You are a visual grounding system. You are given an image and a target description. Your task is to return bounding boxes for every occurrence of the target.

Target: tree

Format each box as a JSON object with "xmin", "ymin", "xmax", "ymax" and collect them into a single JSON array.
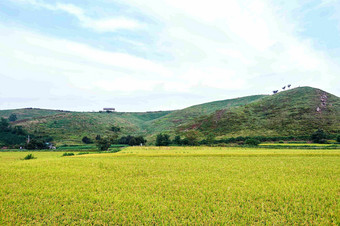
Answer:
[
  {"xmin": 95, "ymin": 135, "xmax": 101, "ymax": 140},
  {"xmin": 117, "ymin": 135, "xmax": 146, "ymax": 146},
  {"xmin": 82, "ymin": 136, "xmax": 93, "ymax": 144},
  {"xmin": 0, "ymin": 118, "xmax": 9, "ymax": 131},
  {"xmin": 96, "ymin": 137, "xmax": 111, "ymax": 151},
  {"xmin": 311, "ymin": 129, "xmax": 328, "ymax": 144},
  {"xmin": 128, "ymin": 137, "xmax": 137, "ymax": 146},
  {"xmin": 184, "ymin": 131, "xmax": 199, "ymax": 146},
  {"xmin": 173, "ymin": 136, "xmax": 182, "ymax": 146},
  {"xmin": 156, "ymin": 133, "xmax": 170, "ymax": 146},
  {"xmin": 135, "ymin": 136, "xmax": 146, "ymax": 145},
  {"xmin": 337, "ymin": 135, "xmax": 340, "ymax": 143},
  {"xmin": 8, "ymin": 114, "xmax": 18, "ymax": 122},
  {"xmin": 9, "ymin": 114, "xmax": 17, "ymax": 122},
  {"xmin": 206, "ymin": 133, "xmax": 215, "ymax": 145},
  {"xmin": 245, "ymin": 138, "xmax": 260, "ymax": 146},
  {"xmin": 26, "ymin": 139, "xmax": 48, "ymax": 150},
  {"xmin": 111, "ymin": 126, "xmax": 121, "ymax": 132}
]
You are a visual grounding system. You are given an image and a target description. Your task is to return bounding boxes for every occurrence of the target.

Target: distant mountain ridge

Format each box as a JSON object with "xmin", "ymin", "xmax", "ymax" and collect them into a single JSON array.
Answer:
[{"xmin": 0, "ymin": 87, "xmax": 339, "ymax": 144}]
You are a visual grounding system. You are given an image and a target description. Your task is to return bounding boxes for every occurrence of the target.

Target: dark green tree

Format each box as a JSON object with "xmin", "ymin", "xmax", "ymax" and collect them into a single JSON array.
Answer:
[
  {"xmin": 82, "ymin": 136, "xmax": 93, "ymax": 144},
  {"xmin": 244, "ymin": 138, "xmax": 260, "ymax": 146},
  {"xmin": 156, "ymin": 133, "xmax": 170, "ymax": 146},
  {"xmin": 184, "ymin": 131, "xmax": 199, "ymax": 146},
  {"xmin": 336, "ymin": 135, "xmax": 340, "ymax": 143},
  {"xmin": 311, "ymin": 129, "xmax": 328, "ymax": 144},
  {"xmin": 173, "ymin": 136, "xmax": 182, "ymax": 146},
  {"xmin": 95, "ymin": 137, "xmax": 111, "ymax": 151},
  {"xmin": 0, "ymin": 118, "xmax": 9, "ymax": 131},
  {"xmin": 26, "ymin": 139, "xmax": 48, "ymax": 150},
  {"xmin": 111, "ymin": 126, "xmax": 121, "ymax": 132},
  {"xmin": 128, "ymin": 137, "xmax": 137, "ymax": 146},
  {"xmin": 206, "ymin": 133, "xmax": 215, "ymax": 145},
  {"xmin": 9, "ymin": 114, "xmax": 17, "ymax": 122}
]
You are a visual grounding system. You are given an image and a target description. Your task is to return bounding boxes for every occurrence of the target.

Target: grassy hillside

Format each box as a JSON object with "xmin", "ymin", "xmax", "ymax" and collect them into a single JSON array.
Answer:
[
  {"xmin": 0, "ymin": 108, "xmax": 66, "ymax": 121},
  {"xmin": 181, "ymin": 87, "xmax": 340, "ymax": 138},
  {"xmin": 10, "ymin": 111, "xmax": 172, "ymax": 145},
  {"xmin": 1, "ymin": 95, "xmax": 265, "ymax": 144},
  {"xmin": 1, "ymin": 87, "xmax": 338, "ymax": 144},
  {"xmin": 143, "ymin": 95, "xmax": 266, "ymax": 134}
]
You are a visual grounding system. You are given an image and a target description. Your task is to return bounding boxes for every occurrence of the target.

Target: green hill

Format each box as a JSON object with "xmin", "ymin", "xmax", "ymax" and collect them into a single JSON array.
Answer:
[
  {"xmin": 143, "ymin": 95, "xmax": 266, "ymax": 134},
  {"xmin": 180, "ymin": 87, "xmax": 340, "ymax": 138},
  {"xmin": 9, "ymin": 111, "xmax": 172, "ymax": 145},
  {"xmin": 0, "ymin": 108, "xmax": 66, "ymax": 121},
  {"xmin": 0, "ymin": 95, "xmax": 265, "ymax": 144},
  {"xmin": 1, "ymin": 87, "xmax": 338, "ymax": 145}
]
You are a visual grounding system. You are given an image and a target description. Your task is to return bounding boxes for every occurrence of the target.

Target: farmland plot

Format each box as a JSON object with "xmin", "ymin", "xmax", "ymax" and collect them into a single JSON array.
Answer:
[{"xmin": 0, "ymin": 147, "xmax": 339, "ymax": 224}]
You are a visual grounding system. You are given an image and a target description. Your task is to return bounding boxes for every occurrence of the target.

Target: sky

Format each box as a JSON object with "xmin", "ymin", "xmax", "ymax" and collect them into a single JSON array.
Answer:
[{"xmin": 0, "ymin": 0, "xmax": 339, "ymax": 112}]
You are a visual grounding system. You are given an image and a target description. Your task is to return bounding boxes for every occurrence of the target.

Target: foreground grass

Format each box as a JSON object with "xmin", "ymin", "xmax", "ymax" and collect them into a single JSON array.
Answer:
[{"xmin": 0, "ymin": 147, "xmax": 339, "ymax": 224}]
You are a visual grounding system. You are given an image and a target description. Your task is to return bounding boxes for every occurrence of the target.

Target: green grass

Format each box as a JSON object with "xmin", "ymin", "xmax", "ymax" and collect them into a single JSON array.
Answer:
[
  {"xmin": 0, "ymin": 147, "xmax": 339, "ymax": 224},
  {"xmin": 144, "ymin": 95, "xmax": 266, "ymax": 136},
  {"xmin": 2, "ymin": 95, "xmax": 265, "ymax": 144},
  {"xmin": 184, "ymin": 87, "xmax": 340, "ymax": 138}
]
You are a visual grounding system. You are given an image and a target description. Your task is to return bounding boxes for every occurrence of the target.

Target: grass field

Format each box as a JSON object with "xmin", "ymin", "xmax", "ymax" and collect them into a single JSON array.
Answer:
[{"xmin": 0, "ymin": 147, "xmax": 339, "ymax": 224}]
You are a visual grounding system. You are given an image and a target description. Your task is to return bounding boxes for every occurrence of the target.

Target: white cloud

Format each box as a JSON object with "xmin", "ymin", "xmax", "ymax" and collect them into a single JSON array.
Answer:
[
  {"xmin": 1, "ymin": 0, "xmax": 339, "ymax": 111},
  {"xmin": 12, "ymin": 0, "xmax": 143, "ymax": 32},
  {"xmin": 116, "ymin": 0, "xmax": 339, "ymax": 94}
]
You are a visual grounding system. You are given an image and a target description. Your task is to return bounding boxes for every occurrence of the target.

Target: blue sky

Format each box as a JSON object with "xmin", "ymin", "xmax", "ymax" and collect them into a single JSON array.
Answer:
[{"xmin": 0, "ymin": 0, "xmax": 339, "ymax": 111}]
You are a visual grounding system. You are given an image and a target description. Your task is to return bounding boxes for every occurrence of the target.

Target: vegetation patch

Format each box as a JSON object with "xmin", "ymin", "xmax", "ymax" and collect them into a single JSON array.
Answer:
[
  {"xmin": 22, "ymin": 153, "xmax": 36, "ymax": 160},
  {"xmin": 1, "ymin": 148, "xmax": 339, "ymax": 224}
]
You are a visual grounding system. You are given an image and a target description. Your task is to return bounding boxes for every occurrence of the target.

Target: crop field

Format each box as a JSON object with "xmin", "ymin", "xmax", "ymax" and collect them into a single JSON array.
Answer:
[
  {"xmin": 0, "ymin": 147, "xmax": 339, "ymax": 224},
  {"xmin": 260, "ymin": 143, "xmax": 339, "ymax": 147}
]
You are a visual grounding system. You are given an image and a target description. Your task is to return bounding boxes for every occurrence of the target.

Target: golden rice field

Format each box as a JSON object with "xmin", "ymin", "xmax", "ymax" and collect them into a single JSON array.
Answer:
[{"xmin": 0, "ymin": 147, "xmax": 339, "ymax": 224}]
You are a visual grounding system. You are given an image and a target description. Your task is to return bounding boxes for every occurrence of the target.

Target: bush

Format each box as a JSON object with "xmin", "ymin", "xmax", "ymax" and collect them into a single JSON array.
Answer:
[
  {"xmin": 82, "ymin": 136, "xmax": 93, "ymax": 144},
  {"xmin": 311, "ymin": 129, "xmax": 328, "ymax": 144},
  {"xmin": 118, "ymin": 135, "xmax": 146, "ymax": 146},
  {"xmin": 9, "ymin": 114, "xmax": 17, "ymax": 122},
  {"xmin": 244, "ymin": 138, "xmax": 260, "ymax": 146},
  {"xmin": 62, "ymin": 152, "xmax": 75, "ymax": 157},
  {"xmin": 156, "ymin": 133, "xmax": 170, "ymax": 146},
  {"xmin": 96, "ymin": 138, "xmax": 111, "ymax": 151},
  {"xmin": 337, "ymin": 135, "xmax": 340, "ymax": 143},
  {"xmin": 23, "ymin": 154, "xmax": 36, "ymax": 160}
]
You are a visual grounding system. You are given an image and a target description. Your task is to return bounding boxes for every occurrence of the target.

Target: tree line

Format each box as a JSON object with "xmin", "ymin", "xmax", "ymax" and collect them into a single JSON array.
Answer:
[{"xmin": 0, "ymin": 117, "xmax": 53, "ymax": 149}]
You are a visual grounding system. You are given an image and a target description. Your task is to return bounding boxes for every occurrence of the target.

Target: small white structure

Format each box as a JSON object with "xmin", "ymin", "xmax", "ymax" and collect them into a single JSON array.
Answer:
[{"xmin": 103, "ymin": 108, "xmax": 116, "ymax": 112}]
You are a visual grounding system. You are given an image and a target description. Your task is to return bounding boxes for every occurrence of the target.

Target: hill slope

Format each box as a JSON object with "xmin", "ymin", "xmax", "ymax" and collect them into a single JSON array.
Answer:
[
  {"xmin": 180, "ymin": 87, "xmax": 340, "ymax": 138},
  {"xmin": 143, "ymin": 95, "xmax": 266, "ymax": 134},
  {"xmin": 1, "ymin": 87, "xmax": 338, "ymax": 144},
  {"xmin": 1, "ymin": 94, "xmax": 265, "ymax": 144},
  {"xmin": 9, "ymin": 111, "xmax": 172, "ymax": 145}
]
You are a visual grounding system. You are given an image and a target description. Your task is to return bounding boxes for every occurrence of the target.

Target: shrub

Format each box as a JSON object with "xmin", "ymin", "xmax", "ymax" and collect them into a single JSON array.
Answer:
[
  {"xmin": 337, "ymin": 135, "xmax": 340, "ymax": 143},
  {"xmin": 9, "ymin": 114, "xmax": 17, "ymax": 122},
  {"xmin": 311, "ymin": 129, "xmax": 328, "ymax": 144},
  {"xmin": 23, "ymin": 154, "xmax": 36, "ymax": 160},
  {"xmin": 156, "ymin": 133, "xmax": 171, "ymax": 146},
  {"xmin": 62, "ymin": 152, "xmax": 75, "ymax": 157},
  {"xmin": 244, "ymin": 138, "xmax": 260, "ymax": 146},
  {"xmin": 96, "ymin": 138, "xmax": 111, "ymax": 151},
  {"xmin": 82, "ymin": 136, "xmax": 93, "ymax": 144}
]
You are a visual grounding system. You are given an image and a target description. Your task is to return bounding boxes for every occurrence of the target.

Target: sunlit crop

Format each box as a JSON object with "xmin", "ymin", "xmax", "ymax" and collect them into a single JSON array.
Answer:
[{"xmin": 0, "ymin": 147, "xmax": 339, "ymax": 224}]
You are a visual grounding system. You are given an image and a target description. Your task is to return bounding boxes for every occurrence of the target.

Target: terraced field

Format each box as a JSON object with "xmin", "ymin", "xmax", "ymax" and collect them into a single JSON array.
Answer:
[{"xmin": 0, "ymin": 147, "xmax": 339, "ymax": 224}]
